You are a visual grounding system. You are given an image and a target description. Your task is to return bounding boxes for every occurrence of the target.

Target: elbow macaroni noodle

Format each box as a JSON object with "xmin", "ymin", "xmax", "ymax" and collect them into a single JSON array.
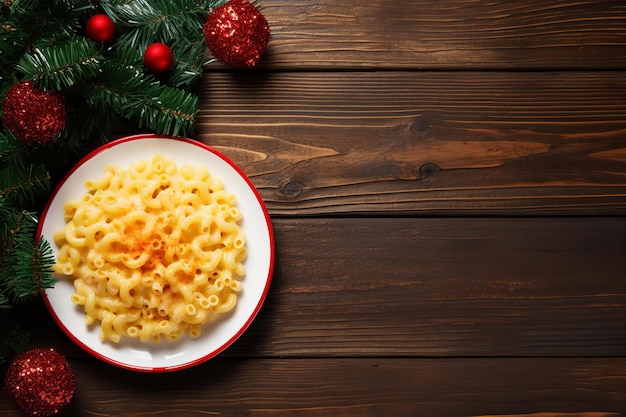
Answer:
[{"xmin": 53, "ymin": 154, "xmax": 247, "ymax": 343}]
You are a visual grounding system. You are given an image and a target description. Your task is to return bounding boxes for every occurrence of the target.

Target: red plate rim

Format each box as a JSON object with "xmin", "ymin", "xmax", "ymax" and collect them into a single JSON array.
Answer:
[{"xmin": 37, "ymin": 134, "xmax": 275, "ymax": 372}]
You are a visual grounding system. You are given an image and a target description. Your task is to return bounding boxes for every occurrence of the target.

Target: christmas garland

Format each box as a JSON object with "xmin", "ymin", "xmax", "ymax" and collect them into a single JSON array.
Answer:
[{"xmin": 0, "ymin": 0, "xmax": 270, "ymax": 372}]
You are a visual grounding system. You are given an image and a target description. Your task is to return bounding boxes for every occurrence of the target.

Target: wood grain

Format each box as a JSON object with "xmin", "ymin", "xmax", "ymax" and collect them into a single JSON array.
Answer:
[
  {"xmin": 195, "ymin": 71, "xmax": 626, "ymax": 216},
  {"xmin": 216, "ymin": 0, "xmax": 626, "ymax": 70},
  {"xmin": 2, "ymin": 3, "xmax": 623, "ymax": 415},
  {"xmin": 224, "ymin": 217, "xmax": 626, "ymax": 357},
  {"xmin": 1, "ymin": 358, "xmax": 622, "ymax": 417},
  {"xmin": 19, "ymin": 217, "xmax": 626, "ymax": 358}
]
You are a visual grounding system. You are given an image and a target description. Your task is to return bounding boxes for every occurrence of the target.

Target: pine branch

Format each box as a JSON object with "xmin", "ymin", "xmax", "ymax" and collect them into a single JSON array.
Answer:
[
  {"xmin": 166, "ymin": 36, "xmax": 209, "ymax": 89},
  {"xmin": 75, "ymin": 55, "xmax": 200, "ymax": 137},
  {"xmin": 0, "ymin": 201, "xmax": 56, "ymax": 303},
  {"xmin": 80, "ymin": 51, "xmax": 151, "ymax": 108},
  {"xmin": 0, "ymin": 129, "xmax": 20, "ymax": 169},
  {"xmin": 13, "ymin": 231, "xmax": 56, "ymax": 299},
  {"xmin": 16, "ymin": 37, "xmax": 102, "ymax": 91},
  {"xmin": 0, "ymin": 18, "xmax": 26, "ymax": 76},
  {"xmin": 2, "ymin": 125, "xmax": 85, "ymax": 183},
  {"xmin": 5, "ymin": 0, "xmax": 87, "ymax": 57},
  {"xmin": 0, "ymin": 141, "xmax": 51, "ymax": 208},
  {"xmin": 2, "ymin": 0, "xmax": 39, "ymax": 45},
  {"xmin": 30, "ymin": 1, "xmax": 84, "ymax": 48},
  {"xmin": 123, "ymin": 85, "xmax": 199, "ymax": 137},
  {"xmin": 62, "ymin": 89, "xmax": 123, "ymax": 148},
  {"xmin": 100, "ymin": 0, "xmax": 223, "ymax": 53}
]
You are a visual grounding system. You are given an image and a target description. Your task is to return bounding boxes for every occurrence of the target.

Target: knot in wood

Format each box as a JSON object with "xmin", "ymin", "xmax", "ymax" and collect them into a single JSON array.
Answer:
[
  {"xmin": 410, "ymin": 118, "xmax": 431, "ymax": 138},
  {"xmin": 419, "ymin": 163, "xmax": 440, "ymax": 180},
  {"xmin": 279, "ymin": 180, "xmax": 303, "ymax": 198}
]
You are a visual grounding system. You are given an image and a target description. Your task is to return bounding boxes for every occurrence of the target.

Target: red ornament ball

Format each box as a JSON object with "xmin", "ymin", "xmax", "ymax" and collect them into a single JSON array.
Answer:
[
  {"xmin": 143, "ymin": 42, "xmax": 174, "ymax": 73},
  {"xmin": 86, "ymin": 14, "xmax": 115, "ymax": 43},
  {"xmin": 203, "ymin": 0, "xmax": 270, "ymax": 67},
  {"xmin": 1, "ymin": 81, "xmax": 66, "ymax": 145},
  {"xmin": 3, "ymin": 348, "xmax": 76, "ymax": 417}
]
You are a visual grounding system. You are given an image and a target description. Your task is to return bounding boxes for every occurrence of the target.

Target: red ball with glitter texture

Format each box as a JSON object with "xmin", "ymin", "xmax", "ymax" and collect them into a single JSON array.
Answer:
[
  {"xmin": 86, "ymin": 14, "xmax": 116, "ymax": 43},
  {"xmin": 1, "ymin": 81, "xmax": 66, "ymax": 145},
  {"xmin": 3, "ymin": 348, "xmax": 76, "ymax": 417},
  {"xmin": 203, "ymin": 0, "xmax": 270, "ymax": 67}
]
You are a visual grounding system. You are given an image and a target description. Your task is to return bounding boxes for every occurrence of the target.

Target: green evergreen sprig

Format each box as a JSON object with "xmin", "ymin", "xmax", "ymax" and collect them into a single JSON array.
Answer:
[
  {"xmin": 1, "ymin": 203, "xmax": 56, "ymax": 302},
  {"xmin": 16, "ymin": 37, "xmax": 102, "ymax": 90},
  {"xmin": 0, "ymin": 197, "xmax": 56, "ymax": 364},
  {"xmin": 101, "ymin": 0, "xmax": 211, "ymax": 54},
  {"xmin": 0, "ymin": 0, "xmax": 228, "ymax": 362},
  {"xmin": 0, "ymin": 132, "xmax": 52, "ymax": 207}
]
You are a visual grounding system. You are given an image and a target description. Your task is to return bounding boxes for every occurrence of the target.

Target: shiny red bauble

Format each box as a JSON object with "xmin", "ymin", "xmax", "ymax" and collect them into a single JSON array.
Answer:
[
  {"xmin": 203, "ymin": 0, "xmax": 270, "ymax": 67},
  {"xmin": 143, "ymin": 42, "xmax": 175, "ymax": 73},
  {"xmin": 3, "ymin": 348, "xmax": 75, "ymax": 417},
  {"xmin": 1, "ymin": 81, "xmax": 66, "ymax": 145},
  {"xmin": 86, "ymin": 14, "xmax": 115, "ymax": 43}
]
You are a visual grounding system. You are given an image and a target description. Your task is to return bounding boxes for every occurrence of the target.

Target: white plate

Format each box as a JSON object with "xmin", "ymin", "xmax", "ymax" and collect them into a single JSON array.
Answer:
[{"xmin": 38, "ymin": 135, "xmax": 274, "ymax": 372}]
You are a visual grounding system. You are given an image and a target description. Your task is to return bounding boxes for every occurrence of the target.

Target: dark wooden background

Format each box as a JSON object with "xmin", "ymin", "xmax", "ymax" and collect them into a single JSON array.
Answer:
[{"xmin": 2, "ymin": 1, "xmax": 625, "ymax": 416}]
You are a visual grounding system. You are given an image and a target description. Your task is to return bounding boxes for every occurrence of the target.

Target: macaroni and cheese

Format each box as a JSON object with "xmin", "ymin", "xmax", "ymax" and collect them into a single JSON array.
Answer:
[{"xmin": 52, "ymin": 154, "xmax": 247, "ymax": 343}]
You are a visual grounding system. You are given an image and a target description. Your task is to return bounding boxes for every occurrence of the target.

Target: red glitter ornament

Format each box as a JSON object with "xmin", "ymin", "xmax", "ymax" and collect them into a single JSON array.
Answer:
[
  {"xmin": 203, "ymin": 0, "xmax": 270, "ymax": 67},
  {"xmin": 3, "ymin": 348, "xmax": 75, "ymax": 417},
  {"xmin": 86, "ymin": 14, "xmax": 116, "ymax": 43},
  {"xmin": 1, "ymin": 81, "xmax": 66, "ymax": 145},
  {"xmin": 143, "ymin": 42, "xmax": 175, "ymax": 73}
]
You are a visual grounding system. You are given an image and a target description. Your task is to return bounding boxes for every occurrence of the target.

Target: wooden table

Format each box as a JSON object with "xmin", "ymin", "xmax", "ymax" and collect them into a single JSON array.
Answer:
[{"xmin": 2, "ymin": 1, "xmax": 625, "ymax": 415}]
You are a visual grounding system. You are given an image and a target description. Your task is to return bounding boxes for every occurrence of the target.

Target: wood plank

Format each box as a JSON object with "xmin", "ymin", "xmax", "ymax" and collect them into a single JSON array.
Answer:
[
  {"xmin": 214, "ymin": 0, "xmax": 626, "ymax": 70},
  {"xmin": 195, "ymin": 71, "xmax": 626, "ymax": 216},
  {"xmin": 1, "ymin": 358, "xmax": 623, "ymax": 416},
  {"xmin": 21, "ymin": 217, "xmax": 626, "ymax": 357},
  {"xmin": 231, "ymin": 217, "xmax": 626, "ymax": 357}
]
